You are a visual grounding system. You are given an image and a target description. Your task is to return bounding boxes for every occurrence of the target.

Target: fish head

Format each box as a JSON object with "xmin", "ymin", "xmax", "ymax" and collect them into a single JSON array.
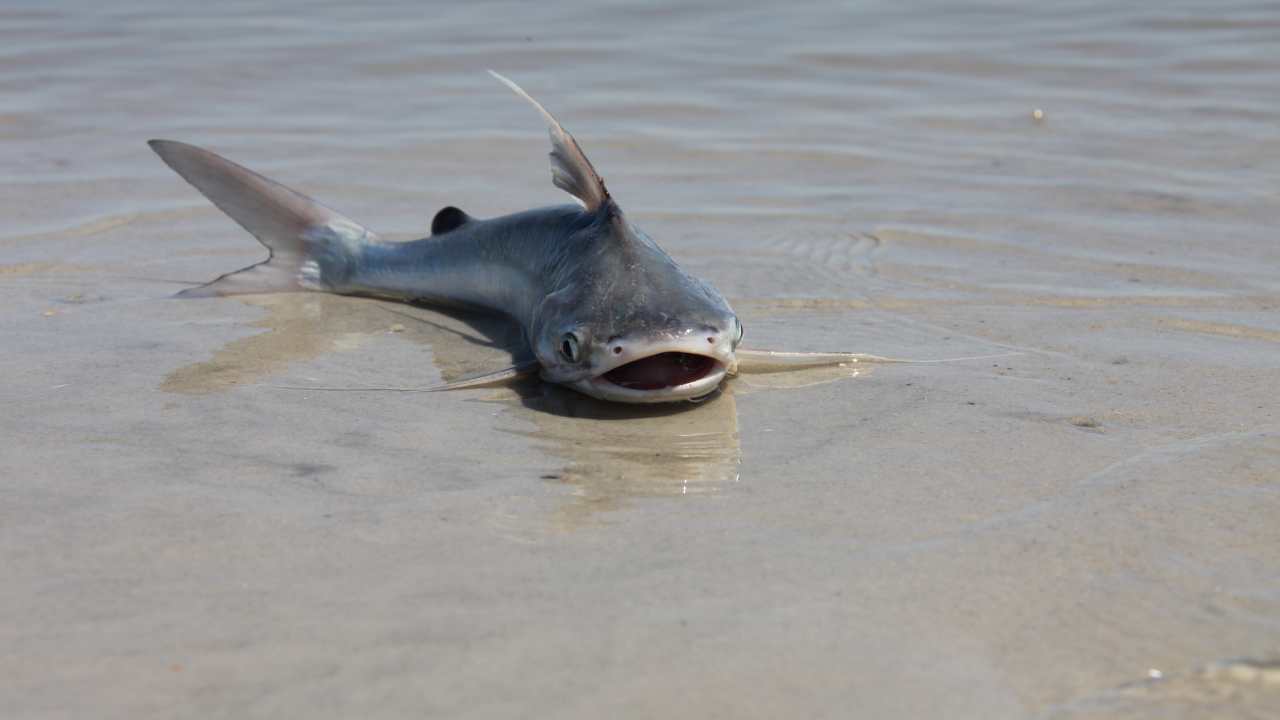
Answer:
[{"xmin": 531, "ymin": 214, "xmax": 742, "ymax": 403}]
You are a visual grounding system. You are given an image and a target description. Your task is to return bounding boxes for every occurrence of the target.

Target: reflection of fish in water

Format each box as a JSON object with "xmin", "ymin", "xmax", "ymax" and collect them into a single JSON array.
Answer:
[
  {"xmin": 151, "ymin": 72, "xmax": 987, "ymax": 402},
  {"xmin": 492, "ymin": 382, "xmax": 743, "ymax": 532}
]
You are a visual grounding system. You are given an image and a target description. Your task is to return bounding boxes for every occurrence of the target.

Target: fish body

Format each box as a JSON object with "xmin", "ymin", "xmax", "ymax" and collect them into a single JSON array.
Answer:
[{"xmin": 151, "ymin": 73, "xmax": 741, "ymax": 403}]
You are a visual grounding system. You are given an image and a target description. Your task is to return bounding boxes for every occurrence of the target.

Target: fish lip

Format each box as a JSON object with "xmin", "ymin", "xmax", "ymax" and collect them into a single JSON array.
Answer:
[
  {"xmin": 571, "ymin": 333, "xmax": 736, "ymax": 403},
  {"xmin": 587, "ymin": 361, "xmax": 728, "ymax": 403},
  {"xmin": 585, "ymin": 352, "xmax": 730, "ymax": 403}
]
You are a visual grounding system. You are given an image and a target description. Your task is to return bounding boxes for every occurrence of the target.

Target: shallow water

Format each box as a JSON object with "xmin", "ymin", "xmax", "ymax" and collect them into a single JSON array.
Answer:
[{"xmin": 3, "ymin": 1, "xmax": 1279, "ymax": 717}]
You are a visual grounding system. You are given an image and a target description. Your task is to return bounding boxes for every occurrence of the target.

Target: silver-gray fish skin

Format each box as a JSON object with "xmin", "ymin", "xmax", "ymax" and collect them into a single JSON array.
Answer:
[
  {"xmin": 150, "ymin": 74, "xmax": 742, "ymax": 403},
  {"xmin": 335, "ymin": 202, "xmax": 741, "ymax": 402}
]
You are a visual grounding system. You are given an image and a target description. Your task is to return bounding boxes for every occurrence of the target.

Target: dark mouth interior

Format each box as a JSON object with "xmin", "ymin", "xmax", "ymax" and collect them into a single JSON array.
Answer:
[{"xmin": 602, "ymin": 352, "xmax": 717, "ymax": 391}]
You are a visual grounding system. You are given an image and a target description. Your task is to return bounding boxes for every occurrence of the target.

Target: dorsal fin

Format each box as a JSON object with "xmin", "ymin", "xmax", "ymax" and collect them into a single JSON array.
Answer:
[
  {"xmin": 431, "ymin": 205, "xmax": 473, "ymax": 235},
  {"xmin": 488, "ymin": 70, "xmax": 612, "ymax": 212}
]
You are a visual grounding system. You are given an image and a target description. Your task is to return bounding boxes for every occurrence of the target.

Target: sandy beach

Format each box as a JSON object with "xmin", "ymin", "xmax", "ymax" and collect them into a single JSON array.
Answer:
[{"xmin": 3, "ymin": 1, "xmax": 1278, "ymax": 717}]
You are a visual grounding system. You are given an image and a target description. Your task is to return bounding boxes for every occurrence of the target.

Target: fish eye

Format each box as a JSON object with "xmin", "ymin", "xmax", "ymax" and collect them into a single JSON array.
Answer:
[
  {"xmin": 559, "ymin": 332, "xmax": 582, "ymax": 363},
  {"xmin": 735, "ymin": 320, "xmax": 745, "ymax": 343}
]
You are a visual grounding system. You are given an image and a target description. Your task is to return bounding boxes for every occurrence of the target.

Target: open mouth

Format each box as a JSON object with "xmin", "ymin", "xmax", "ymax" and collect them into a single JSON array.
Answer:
[{"xmin": 601, "ymin": 352, "xmax": 719, "ymax": 390}]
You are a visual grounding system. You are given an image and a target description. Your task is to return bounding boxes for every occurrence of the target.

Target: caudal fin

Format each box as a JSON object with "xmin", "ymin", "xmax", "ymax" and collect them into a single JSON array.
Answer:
[{"xmin": 148, "ymin": 140, "xmax": 377, "ymax": 297}]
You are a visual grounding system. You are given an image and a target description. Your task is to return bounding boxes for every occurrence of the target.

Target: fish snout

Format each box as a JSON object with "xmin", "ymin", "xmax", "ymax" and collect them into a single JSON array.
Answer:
[
  {"xmin": 599, "ymin": 327, "xmax": 733, "ymax": 370},
  {"xmin": 580, "ymin": 330, "xmax": 735, "ymax": 403}
]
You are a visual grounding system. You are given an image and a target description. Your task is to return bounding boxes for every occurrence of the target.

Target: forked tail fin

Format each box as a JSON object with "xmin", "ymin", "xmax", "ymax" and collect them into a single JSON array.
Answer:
[{"xmin": 148, "ymin": 140, "xmax": 377, "ymax": 297}]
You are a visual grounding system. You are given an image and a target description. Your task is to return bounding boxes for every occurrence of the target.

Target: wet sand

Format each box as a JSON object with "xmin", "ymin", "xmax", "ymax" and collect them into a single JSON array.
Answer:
[{"xmin": 2, "ymin": 1, "xmax": 1279, "ymax": 718}]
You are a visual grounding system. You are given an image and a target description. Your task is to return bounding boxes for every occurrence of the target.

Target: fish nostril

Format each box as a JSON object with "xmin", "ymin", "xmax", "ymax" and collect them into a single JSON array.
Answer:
[
  {"xmin": 613, "ymin": 346, "xmax": 623, "ymax": 355},
  {"xmin": 706, "ymin": 337, "xmax": 715, "ymax": 344}
]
